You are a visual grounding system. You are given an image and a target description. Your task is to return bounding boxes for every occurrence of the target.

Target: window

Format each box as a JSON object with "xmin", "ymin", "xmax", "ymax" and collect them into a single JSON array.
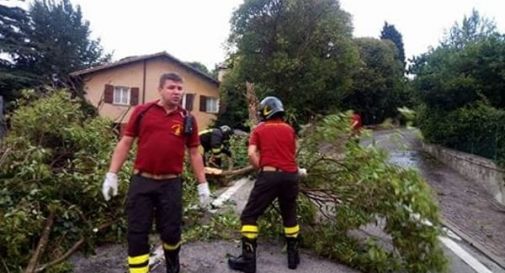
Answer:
[
  {"xmin": 206, "ymin": 97, "xmax": 219, "ymax": 113},
  {"xmin": 199, "ymin": 95, "xmax": 219, "ymax": 113},
  {"xmin": 113, "ymin": 86, "xmax": 130, "ymax": 105},
  {"xmin": 181, "ymin": 93, "xmax": 195, "ymax": 111}
]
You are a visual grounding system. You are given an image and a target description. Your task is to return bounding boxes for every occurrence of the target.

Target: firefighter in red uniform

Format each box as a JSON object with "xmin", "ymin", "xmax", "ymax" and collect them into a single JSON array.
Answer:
[
  {"xmin": 351, "ymin": 111, "xmax": 362, "ymax": 137},
  {"xmin": 228, "ymin": 96, "xmax": 306, "ymax": 273},
  {"xmin": 101, "ymin": 72, "xmax": 211, "ymax": 273}
]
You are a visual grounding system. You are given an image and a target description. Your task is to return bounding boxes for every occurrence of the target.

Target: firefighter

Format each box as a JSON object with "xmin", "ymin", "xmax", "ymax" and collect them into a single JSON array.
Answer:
[
  {"xmin": 228, "ymin": 96, "xmax": 306, "ymax": 273},
  {"xmin": 101, "ymin": 72, "xmax": 211, "ymax": 273},
  {"xmin": 198, "ymin": 125, "xmax": 233, "ymax": 167}
]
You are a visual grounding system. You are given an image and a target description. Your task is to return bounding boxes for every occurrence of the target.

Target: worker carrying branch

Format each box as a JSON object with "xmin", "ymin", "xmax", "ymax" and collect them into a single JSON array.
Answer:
[{"xmin": 199, "ymin": 125, "xmax": 233, "ymax": 167}]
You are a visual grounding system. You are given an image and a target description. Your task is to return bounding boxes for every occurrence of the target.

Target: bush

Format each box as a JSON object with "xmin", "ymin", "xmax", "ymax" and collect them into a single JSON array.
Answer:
[
  {"xmin": 0, "ymin": 90, "xmax": 128, "ymax": 272},
  {"xmin": 417, "ymin": 102, "xmax": 505, "ymax": 165}
]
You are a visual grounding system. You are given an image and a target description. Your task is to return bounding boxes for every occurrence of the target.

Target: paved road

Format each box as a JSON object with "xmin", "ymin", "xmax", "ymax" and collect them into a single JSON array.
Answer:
[
  {"xmin": 71, "ymin": 178, "xmax": 359, "ymax": 273},
  {"xmin": 363, "ymin": 128, "xmax": 505, "ymax": 273},
  {"xmin": 71, "ymin": 128, "xmax": 505, "ymax": 273}
]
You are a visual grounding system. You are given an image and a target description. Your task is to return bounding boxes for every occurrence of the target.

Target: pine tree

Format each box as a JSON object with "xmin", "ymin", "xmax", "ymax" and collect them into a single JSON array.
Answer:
[
  {"xmin": 0, "ymin": 3, "xmax": 37, "ymax": 100},
  {"xmin": 380, "ymin": 22, "xmax": 406, "ymax": 67},
  {"xmin": 23, "ymin": 0, "xmax": 110, "ymax": 86}
]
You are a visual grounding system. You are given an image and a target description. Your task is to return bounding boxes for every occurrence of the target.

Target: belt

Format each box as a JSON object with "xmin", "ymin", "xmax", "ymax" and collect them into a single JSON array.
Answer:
[
  {"xmin": 261, "ymin": 166, "xmax": 283, "ymax": 172},
  {"xmin": 134, "ymin": 169, "xmax": 179, "ymax": 180}
]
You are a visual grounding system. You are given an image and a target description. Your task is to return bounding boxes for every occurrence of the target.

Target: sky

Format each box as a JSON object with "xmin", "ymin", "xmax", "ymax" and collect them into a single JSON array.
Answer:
[{"xmin": 3, "ymin": 0, "xmax": 505, "ymax": 69}]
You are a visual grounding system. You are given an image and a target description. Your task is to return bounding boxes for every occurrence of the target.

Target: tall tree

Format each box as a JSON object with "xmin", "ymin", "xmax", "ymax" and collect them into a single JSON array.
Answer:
[
  {"xmin": 442, "ymin": 9, "xmax": 497, "ymax": 49},
  {"xmin": 224, "ymin": 0, "xmax": 359, "ymax": 124},
  {"xmin": 21, "ymin": 0, "xmax": 110, "ymax": 88},
  {"xmin": 0, "ymin": 3, "xmax": 36, "ymax": 100},
  {"xmin": 380, "ymin": 21, "xmax": 406, "ymax": 67},
  {"xmin": 410, "ymin": 11, "xmax": 505, "ymax": 160},
  {"xmin": 343, "ymin": 38, "xmax": 407, "ymax": 124}
]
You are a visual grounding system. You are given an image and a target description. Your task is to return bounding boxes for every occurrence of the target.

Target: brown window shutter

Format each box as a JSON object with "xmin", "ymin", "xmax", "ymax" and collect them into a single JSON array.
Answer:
[
  {"xmin": 130, "ymin": 87, "xmax": 139, "ymax": 105},
  {"xmin": 199, "ymin": 95, "xmax": 207, "ymax": 112},
  {"xmin": 104, "ymin": 84, "xmax": 113, "ymax": 103},
  {"xmin": 185, "ymin": 93, "xmax": 195, "ymax": 111}
]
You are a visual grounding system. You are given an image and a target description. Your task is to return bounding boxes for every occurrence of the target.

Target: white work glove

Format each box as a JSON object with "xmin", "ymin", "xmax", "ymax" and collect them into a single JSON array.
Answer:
[
  {"xmin": 197, "ymin": 182, "xmax": 212, "ymax": 209},
  {"xmin": 298, "ymin": 168, "xmax": 308, "ymax": 177},
  {"xmin": 102, "ymin": 172, "xmax": 118, "ymax": 201}
]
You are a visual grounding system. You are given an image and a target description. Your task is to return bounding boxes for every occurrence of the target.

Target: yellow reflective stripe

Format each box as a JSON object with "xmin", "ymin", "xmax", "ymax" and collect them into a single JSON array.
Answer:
[
  {"xmin": 163, "ymin": 241, "xmax": 182, "ymax": 250},
  {"xmin": 241, "ymin": 225, "xmax": 259, "ymax": 233},
  {"xmin": 212, "ymin": 146, "xmax": 223, "ymax": 154},
  {"xmin": 128, "ymin": 254, "xmax": 149, "ymax": 265},
  {"xmin": 242, "ymin": 232, "xmax": 258, "ymax": 239},
  {"xmin": 241, "ymin": 225, "xmax": 259, "ymax": 239},
  {"xmin": 284, "ymin": 225, "xmax": 300, "ymax": 238},
  {"xmin": 199, "ymin": 129, "xmax": 212, "ymax": 136},
  {"xmin": 129, "ymin": 266, "xmax": 148, "ymax": 273}
]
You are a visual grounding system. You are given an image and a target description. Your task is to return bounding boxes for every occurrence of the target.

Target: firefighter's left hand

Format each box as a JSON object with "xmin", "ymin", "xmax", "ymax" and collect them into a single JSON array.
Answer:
[
  {"xmin": 298, "ymin": 168, "xmax": 308, "ymax": 177},
  {"xmin": 197, "ymin": 182, "xmax": 212, "ymax": 209}
]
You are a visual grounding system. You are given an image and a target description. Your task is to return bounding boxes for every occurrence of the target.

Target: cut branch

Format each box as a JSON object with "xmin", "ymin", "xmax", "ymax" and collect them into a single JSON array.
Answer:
[
  {"xmin": 205, "ymin": 165, "xmax": 255, "ymax": 177},
  {"xmin": 24, "ymin": 210, "xmax": 56, "ymax": 273},
  {"xmin": 35, "ymin": 221, "xmax": 114, "ymax": 272}
]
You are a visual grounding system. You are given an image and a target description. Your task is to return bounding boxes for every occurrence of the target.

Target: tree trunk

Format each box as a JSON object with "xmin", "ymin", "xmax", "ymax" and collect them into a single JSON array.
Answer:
[{"xmin": 245, "ymin": 81, "xmax": 259, "ymax": 126}]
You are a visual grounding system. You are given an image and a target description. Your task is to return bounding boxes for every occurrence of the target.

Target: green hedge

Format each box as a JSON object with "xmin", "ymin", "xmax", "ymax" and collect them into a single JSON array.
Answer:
[{"xmin": 417, "ymin": 103, "xmax": 505, "ymax": 165}]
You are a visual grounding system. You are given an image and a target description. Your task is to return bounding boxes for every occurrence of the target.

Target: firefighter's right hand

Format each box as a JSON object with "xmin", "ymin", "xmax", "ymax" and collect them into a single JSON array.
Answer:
[
  {"xmin": 197, "ymin": 182, "xmax": 211, "ymax": 209},
  {"xmin": 298, "ymin": 168, "xmax": 308, "ymax": 177},
  {"xmin": 102, "ymin": 172, "xmax": 118, "ymax": 201}
]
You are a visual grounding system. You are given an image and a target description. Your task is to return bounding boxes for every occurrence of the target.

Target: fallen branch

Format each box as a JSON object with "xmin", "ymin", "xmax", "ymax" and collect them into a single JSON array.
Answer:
[
  {"xmin": 205, "ymin": 165, "xmax": 255, "ymax": 177},
  {"xmin": 35, "ymin": 238, "xmax": 85, "ymax": 273},
  {"xmin": 35, "ymin": 221, "xmax": 114, "ymax": 272},
  {"xmin": 24, "ymin": 210, "xmax": 56, "ymax": 273},
  {"xmin": 0, "ymin": 147, "xmax": 11, "ymax": 168}
]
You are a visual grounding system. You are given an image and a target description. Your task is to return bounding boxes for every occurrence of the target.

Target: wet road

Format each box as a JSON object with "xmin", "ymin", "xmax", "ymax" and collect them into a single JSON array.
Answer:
[{"xmin": 364, "ymin": 128, "xmax": 505, "ymax": 273}]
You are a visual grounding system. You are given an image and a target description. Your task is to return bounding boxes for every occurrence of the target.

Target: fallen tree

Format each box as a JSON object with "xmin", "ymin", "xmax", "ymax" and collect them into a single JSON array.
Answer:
[
  {"xmin": 0, "ymin": 90, "xmax": 127, "ymax": 273},
  {"xmin": 256, "ymin": 113, "xmax": 447, "ymax": 273}
]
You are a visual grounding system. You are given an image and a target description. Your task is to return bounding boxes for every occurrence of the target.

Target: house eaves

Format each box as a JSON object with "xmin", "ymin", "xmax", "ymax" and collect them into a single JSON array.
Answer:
[{"xmin": 70, "ymin": 51, "xmax": 219, "ymax": 86}]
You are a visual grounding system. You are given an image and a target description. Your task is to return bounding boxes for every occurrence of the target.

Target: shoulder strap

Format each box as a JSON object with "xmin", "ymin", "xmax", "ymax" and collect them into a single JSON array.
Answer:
[{"xmin": 134, "ymin": 102, "xmax": 157, "ymax": 135}]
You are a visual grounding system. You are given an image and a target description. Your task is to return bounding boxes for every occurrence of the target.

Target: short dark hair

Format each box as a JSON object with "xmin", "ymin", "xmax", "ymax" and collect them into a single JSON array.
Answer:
[{"xmin": 159, "ymin": 72, "xmax": 183, "ymax": 88}]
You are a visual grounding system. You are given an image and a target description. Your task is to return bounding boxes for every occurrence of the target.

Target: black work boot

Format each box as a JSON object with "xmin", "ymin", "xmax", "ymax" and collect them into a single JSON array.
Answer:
[
  {"xmin": 228, "ymin": 237, "xmax": 257, "ymax": 273},
  {"xmin": 286, "ymin": 237, "xmax": 300, "ymax": 269},
  {"xmin": 164, "ymin": 247, "xmax": 180, "ymax": 273}
]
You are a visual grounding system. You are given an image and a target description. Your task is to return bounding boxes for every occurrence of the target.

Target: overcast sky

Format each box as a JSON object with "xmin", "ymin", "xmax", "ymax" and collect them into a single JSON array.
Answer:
[{"xmin": 4, "ymin": 0, "xmax": 505, "ymax": 69}]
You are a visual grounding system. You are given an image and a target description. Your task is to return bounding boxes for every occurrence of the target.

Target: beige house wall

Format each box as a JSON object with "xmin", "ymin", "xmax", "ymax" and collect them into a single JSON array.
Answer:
[{"xmin": 82, "ymin": 56, "xmax": 219, "ymax": 130}]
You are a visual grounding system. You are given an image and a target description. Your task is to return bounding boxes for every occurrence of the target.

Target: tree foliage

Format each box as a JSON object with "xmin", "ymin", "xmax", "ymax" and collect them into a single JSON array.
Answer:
[
  {"xmin": 26, "ymin": 0, "xmax": 110, "ymax": 85},
  {"xmin": 342, "ymin": 38, "xmax": 410, "ymax": 124},
  {"xmin": 380, "ymin": 21, "xmax": 406, "ymax": 67},
  {"xmin": 0, "ymin": 0, "xmax": 110, "ymax": 104},
  {"xmin": 442, "ymin": 9, "xmax": 497, "ymax": 49},
  {"xmin": 241, "ymin": 114, "xmax": 447, "ymax": 272},
  {"xmin": 223, "ymin": 0, "xmax": 359, "ymax": 125},
  {"xmin": 0, "ymin": 90, "xmax": 124, "ymax": 272},
  {"xmin": 0, "ymin": 3, "xmax": 36, "ymax": 101},
  {"xmin": 411, "ymin": 10, "xmax": 505, "ymax": 163},
  {"xmin": 186, "ymin": 61, "xmax": 211, "ymax": 76},
  {"xmin": 0, "ymin": 90, "xmax": 238, "ymax": 272}
]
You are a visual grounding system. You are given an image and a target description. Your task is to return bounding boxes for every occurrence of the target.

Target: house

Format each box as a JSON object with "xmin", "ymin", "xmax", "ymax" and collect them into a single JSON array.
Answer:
[{"xmin": 70, "ymin": 51, "xmax": 220, "ymax": 130}]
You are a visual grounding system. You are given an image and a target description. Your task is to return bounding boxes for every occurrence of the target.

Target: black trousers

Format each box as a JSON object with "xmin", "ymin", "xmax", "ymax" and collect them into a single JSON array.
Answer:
[
  {"xmin": 126, "ymin": 175, "xmax": 182, "ymax": 257},
  {"xmin": 240, "ymin": 171, "xmax": 299, "ymax": 227}
]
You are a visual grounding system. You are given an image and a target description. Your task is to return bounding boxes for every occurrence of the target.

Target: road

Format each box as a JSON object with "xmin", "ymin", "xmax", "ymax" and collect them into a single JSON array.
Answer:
[
  {"xmin": 363, "ymin": 128, "xmax": 505, "ymax": 273},
  {"xmin": 70, "ymin": 128, "xmax": 505, "ymax": 273}
]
